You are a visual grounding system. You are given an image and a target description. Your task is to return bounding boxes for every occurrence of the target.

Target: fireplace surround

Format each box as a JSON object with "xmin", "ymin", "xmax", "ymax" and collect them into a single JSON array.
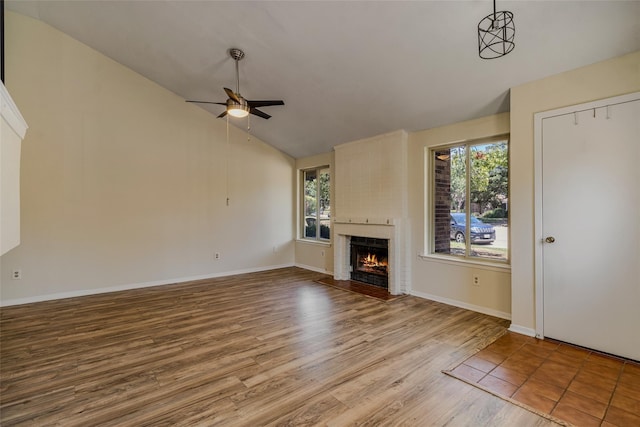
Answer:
[{"xmin": 333, "ymin": 219, "xmax": 408, "ymax": 295}]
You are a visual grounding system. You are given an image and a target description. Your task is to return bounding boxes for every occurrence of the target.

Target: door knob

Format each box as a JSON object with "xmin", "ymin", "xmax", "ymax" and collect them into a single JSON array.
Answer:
[{"xmin": 545, "ymin": 236, "xmax": 556, "ymax": 243}]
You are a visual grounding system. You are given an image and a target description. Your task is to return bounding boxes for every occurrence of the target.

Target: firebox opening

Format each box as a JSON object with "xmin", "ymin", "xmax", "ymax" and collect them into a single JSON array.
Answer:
[{"xmin": 350, "ymin": 236, "xmax": 389, "ymax": 289}]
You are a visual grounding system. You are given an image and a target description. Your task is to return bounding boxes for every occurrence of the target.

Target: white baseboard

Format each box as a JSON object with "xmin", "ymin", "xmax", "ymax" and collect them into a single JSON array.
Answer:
[
  {"xmin": 410, "ymin": 290, "xmax": 511, "ymax": 320},
  {"xmin": 508, "ymin": 324, "xmax": 536, "ymax": 337},
  {"xmin": 0, "ymin": 263, "xmax": 295, "ymax": 307},
  {"xmin": 295, "ymin": 263, "xmax": 333, "ymax": 275}
]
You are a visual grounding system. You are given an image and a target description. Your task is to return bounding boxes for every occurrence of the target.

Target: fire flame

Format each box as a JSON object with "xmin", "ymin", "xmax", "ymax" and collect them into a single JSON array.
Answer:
[{"xmin": 362, "ymin": 253, "xmax": 388, "ymax": 268}]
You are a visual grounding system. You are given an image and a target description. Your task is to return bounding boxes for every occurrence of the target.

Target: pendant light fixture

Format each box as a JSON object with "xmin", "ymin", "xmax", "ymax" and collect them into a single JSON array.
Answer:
[{"xmin": 478, "ymin": 0, "xmax": 515, "ymax": 59}]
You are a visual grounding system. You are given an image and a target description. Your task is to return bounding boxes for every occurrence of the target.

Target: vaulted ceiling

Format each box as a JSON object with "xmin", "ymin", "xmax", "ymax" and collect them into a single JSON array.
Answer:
[{"xmin": 7, "ymin": 1, "xmax": 640, "ymax": 158}]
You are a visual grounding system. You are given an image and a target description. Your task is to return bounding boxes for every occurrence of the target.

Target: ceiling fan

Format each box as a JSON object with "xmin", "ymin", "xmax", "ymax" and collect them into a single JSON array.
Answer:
[{"xmin": 186, "ymin": 48, "xmax": 284, "ymax": 119}]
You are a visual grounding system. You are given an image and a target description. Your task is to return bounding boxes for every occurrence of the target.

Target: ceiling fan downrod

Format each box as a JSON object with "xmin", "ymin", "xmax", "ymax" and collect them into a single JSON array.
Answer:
[{"xmin": 229, "ymin": 48, "xmax": 245, "ymax": 95}]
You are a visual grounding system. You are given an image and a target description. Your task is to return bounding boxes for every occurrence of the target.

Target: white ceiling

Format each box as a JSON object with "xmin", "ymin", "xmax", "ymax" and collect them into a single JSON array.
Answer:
[{"xmin": 7, "ymin": 1, "xmax": 640, "ymax": 158}]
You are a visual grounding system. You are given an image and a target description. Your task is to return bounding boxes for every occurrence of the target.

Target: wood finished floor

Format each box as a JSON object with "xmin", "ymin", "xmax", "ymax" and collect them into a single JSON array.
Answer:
[
  {"xmin": 314, "ymin": 277, "xmax": 403, "ymax": 301},
  {"xmin": 1, "ymin": 267, "xmax": 559, "ymax": 426}
]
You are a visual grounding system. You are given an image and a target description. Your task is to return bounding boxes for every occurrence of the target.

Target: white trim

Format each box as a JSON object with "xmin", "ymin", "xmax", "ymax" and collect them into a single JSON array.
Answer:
[
  {"xmin": 333, "ymin": 218, "xmax": 396, "ymax": 226},
  {"xmin": 418, "ymin": 253, "xmax": 511, "ymax": 273},
  {"xmin": 423, "ymin": 146, "xmax": 430, "ymax": 256},
  {"xmin": 508, "ymin": 324, "xmax": 536, "ymax": 338},
  {"xmin": 0, "ymin": 263, "xmax": 294, "ymax": 307},
  {"xmin": 410, "ymin": 289, "xmax": 511, "ymax": 320},
  {"xmin": 295, "ymin": 239, "xmax": 331, "ymax": 247},
  {"xmin": 533, "ymin": 91, "xmax": 640, "ymax": 340},
  {"xmin": 534, "ymin": 105, "xmax": 545, "ymax": 340},
  {"xmin": 1, "ymin": 82, "xmax": 29, "ymax": 138},
  {"xmin": 295, "ymin": 263, "xmax": 333, "ymax": 275}
]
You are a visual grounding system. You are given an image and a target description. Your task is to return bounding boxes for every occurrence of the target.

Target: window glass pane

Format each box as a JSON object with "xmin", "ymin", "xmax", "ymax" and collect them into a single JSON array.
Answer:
[
  {"xmin": 434, "ymin": 146, "xmax": 466, "ymax": 256},
  {"xmin": 469, "ymin": 141, "xmax": 508, "ymax": 261},
  {"xmin": 304, "ymin": 169, "xmax": 318, "ymax": 238},
  {"xmin": 431, "ymin": 138, "xmax": 508, "ymax": 264},
  {"xmin": 319, "ymin": 168, "xmax": 331, "ymax": 240}
]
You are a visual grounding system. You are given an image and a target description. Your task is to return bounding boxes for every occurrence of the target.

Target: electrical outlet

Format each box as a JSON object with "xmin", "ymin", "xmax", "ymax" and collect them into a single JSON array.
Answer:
[
  {"xmin": 273, "ymin": 246, "xmax": 277, "ymax": 253},
  {"xmin": 473, "ymin": 275, "xmax": 480, "ymax": 286},
  {"xmin": 321, "ymin": 250, "xmax": 325, "ymax": 257},
  {"xmin": 12, "ymin": 269, "xmax": 22, "ymax": 280},
  {"xmin": 215, "ymin": 252, "xmax": 221, "ymax": 260}
]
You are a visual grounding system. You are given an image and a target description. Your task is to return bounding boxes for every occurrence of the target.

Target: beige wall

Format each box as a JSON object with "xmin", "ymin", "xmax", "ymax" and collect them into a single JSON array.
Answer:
[
  {"xmin": 0, "ymin": 12, "xmax": 295, "ymax": 305},
  {"xmin": 294, "ymin": 152, "xmax": 334, "ymax": 273},
  {"xmin": 509, "ymin": 51, "xmax": 640, "ymax": 333},
  {"xmin": 334, "ymin": 130, "xmax": 408, "ymax": 222},
  {"xmin": 5, "ymin": 10, "xmax": 637, "ymax": 321},
  {"xmin": 408, "ymin": 113, "xmax": 512, "ymax": 318}
]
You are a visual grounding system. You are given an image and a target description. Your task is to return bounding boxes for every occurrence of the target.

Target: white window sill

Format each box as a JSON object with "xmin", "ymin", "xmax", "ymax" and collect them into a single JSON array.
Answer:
[
  {"xmin": 296, "ymin": 239, "xmax": 332, "ymax": 247},
  {"xmin": 418, "ymin": 253, "xmax": 511, "ymax": 273}
]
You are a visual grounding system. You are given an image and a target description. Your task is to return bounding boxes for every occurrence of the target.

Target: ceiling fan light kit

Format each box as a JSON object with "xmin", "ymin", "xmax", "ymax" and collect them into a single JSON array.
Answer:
[
  {"xmin": 227, "ymin": 107, "xmax": 249, "ymax": 118},
  {"xmin": 227, "ymin": 100, "xmax": 250, "ymax": 118},
  {"xmin": 186, "ymin": 48, "xmax": 284, "ymax": 120},
  {"xmin": 478, "ymin": 0, "xmax": 515, "ymax": 59}
]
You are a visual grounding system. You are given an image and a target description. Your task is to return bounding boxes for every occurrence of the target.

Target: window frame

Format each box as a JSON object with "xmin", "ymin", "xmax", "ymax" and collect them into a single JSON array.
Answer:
[
  {"xmin": 300, "ymin": 166, "xmax": 331, "ymax": 242},
  {"xmin": 428, "ymin": 135, "xmax": 510, "ymax": 264}
]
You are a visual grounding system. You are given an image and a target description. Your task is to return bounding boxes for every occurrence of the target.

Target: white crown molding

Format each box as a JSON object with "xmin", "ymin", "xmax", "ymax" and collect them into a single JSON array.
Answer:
[{"xmin": 1, "ymin": 82, "xmax": 29, "ymax": 139}]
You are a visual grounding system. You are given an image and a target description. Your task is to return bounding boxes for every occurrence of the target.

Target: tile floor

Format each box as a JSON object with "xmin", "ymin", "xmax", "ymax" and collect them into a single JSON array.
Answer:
[{"xmin": 449, "ymin": 332, "xmax": 640, "ymax": 426}]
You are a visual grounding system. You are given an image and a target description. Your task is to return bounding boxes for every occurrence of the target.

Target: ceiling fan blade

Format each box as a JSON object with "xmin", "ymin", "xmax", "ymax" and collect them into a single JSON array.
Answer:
[
  {"xmin": 249, "ymin": 108, "xmax": 271, "ymax": 120},
  {"xmin": 224, "ymin": 87, "xmax": 241, "ymax": 103},
  {"xmin": 186, "ymin": 100, "xmax": 226, "ymax": 105},
  {"xmin": 247, "ymin": 100, "xmax": 285, "ymax": 108},
  {"xmin": 217, "ymin": 111, "xmax": 228, "ymax": 118}
]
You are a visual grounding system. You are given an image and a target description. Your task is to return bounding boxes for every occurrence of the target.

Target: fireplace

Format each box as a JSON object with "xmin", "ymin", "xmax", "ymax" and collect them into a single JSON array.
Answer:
[
  {"xmin": 350, "ymin": 236, "xmax": 389, "ymax": 288},
  {"xmin": 333, "ymin": 219, "xmax": 407, "ymax": 295}
]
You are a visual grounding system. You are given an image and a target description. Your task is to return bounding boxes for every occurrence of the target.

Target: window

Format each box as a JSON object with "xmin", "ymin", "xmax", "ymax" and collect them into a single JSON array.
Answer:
[
  {"xmin": 302, "ymin": 167, "xmax": 330, "ymax": 240},
  {"xmin": 431, "ymin": 137, "xmax": 508, "ymax": 262}
]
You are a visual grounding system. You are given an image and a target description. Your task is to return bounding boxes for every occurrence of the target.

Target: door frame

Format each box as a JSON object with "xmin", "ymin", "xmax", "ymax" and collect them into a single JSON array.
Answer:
[{"xmin": 533, "ymin": 91, "xmax": 640, "ymax": 340}]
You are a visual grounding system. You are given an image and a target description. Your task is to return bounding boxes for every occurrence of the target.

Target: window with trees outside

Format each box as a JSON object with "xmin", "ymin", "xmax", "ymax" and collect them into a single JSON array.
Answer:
[
  {"xmin": 431, "ymin": 137, "xmax": 508, "ymax": 262},
  {"xmin": 302, "ymin": 167, "xmax": 330, "ymax": 241}
]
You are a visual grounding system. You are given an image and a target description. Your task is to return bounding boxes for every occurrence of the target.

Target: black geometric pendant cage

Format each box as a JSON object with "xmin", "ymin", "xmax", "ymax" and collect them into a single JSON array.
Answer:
[{"xmin": 478, "ymin": 0, "xmax": 515, "ymax": 59}]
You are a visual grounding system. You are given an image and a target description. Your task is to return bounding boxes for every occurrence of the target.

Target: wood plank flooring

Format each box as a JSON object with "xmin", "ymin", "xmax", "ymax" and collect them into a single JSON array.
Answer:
[
  {"xmin": 314, "ymin": 277, "xmax": 403, "ymax": 301},
  {"xmin": 0, "ymin": 267, "xmax": 559, "ymax": 426}
]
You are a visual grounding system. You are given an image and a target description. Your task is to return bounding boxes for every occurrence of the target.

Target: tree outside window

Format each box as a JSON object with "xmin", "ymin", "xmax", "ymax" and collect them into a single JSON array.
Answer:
[
  {"xmin": 303, "ymin": 167, "xmax": 330, "ymax": 240},
  {"xmin": 432, "ymin": 138, "xmax": 508, "ymax": 262}
]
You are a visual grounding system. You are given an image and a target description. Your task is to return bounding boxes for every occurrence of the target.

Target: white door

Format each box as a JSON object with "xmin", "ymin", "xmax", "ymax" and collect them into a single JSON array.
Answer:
[{"xmin": 541, "ymin": 98, "xmax": 640, "ymax": 360}]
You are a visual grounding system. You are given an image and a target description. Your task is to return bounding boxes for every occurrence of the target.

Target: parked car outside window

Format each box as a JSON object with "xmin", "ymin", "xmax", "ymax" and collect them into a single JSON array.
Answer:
[{"xmin": 450, "ymin": 213, "xmax": 495, "ymax": 244}]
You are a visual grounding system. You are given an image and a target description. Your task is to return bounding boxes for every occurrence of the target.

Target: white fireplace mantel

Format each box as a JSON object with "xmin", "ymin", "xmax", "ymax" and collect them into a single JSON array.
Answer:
[{"xmin": 333, "ymin": 217, "xmax": 398, "ymax": 226}]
